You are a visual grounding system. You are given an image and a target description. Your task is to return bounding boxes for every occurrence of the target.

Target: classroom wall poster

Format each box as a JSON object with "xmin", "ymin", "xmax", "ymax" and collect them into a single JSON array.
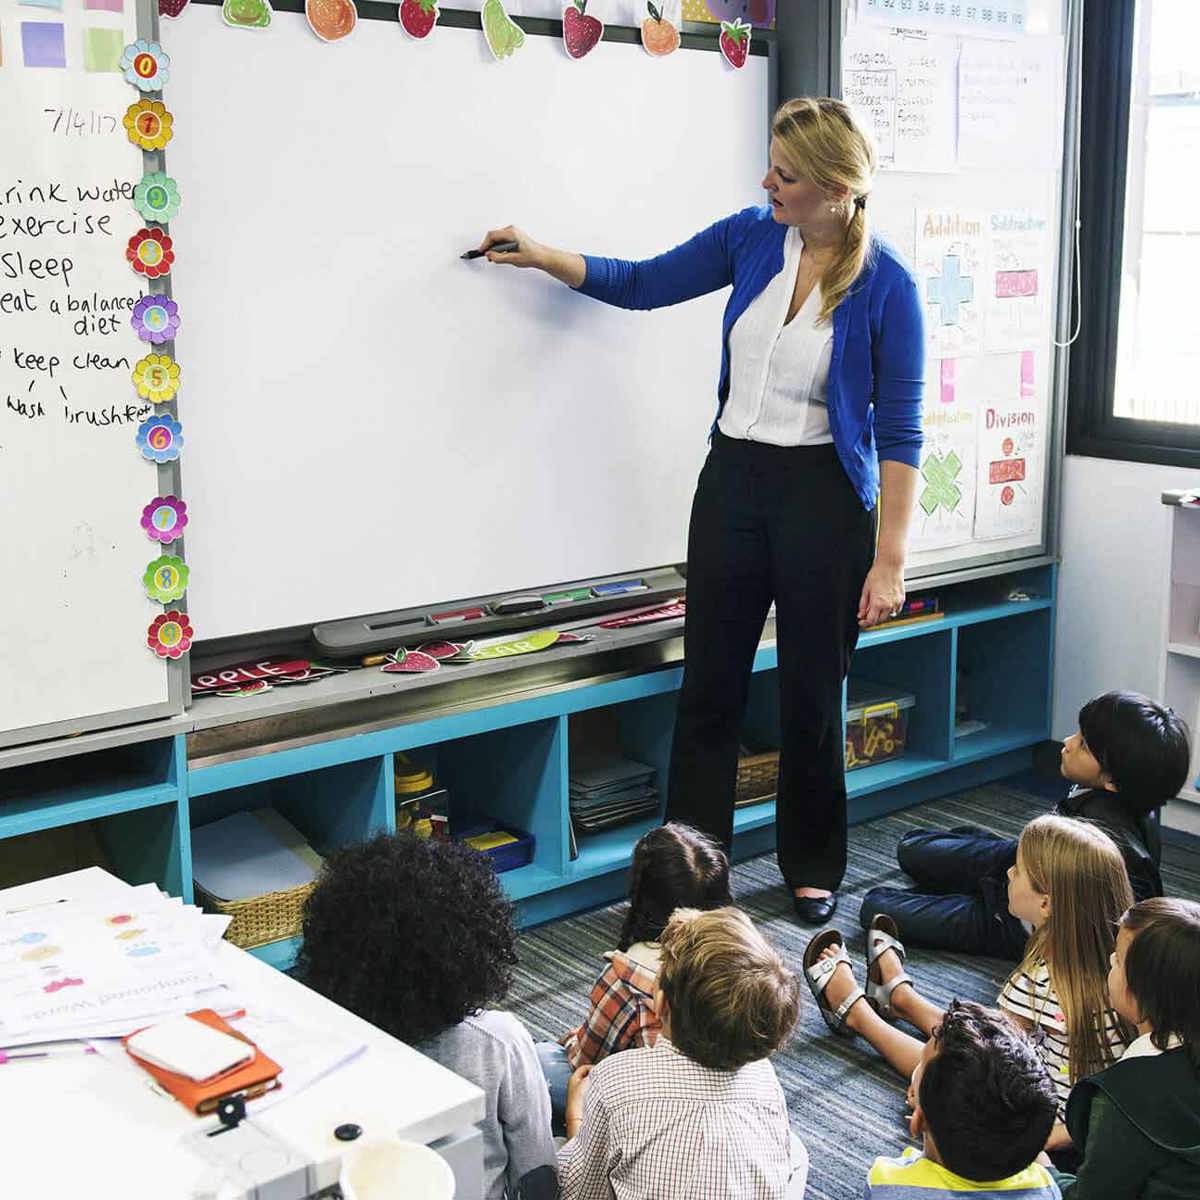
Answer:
[
  {"xmin": 917, "ymin": 207, "xmax": 986, "ymax": 357},
  {"xmin": 984, "ymin": 208, "xmax": 1051, "ymax": 355},
  {"xmin": 843, "ymin": 26, "xmax": 958, "ymax": 174},
  {"xmin": 855, "ymin": 0, "xmax": 1027, "ymax": 39},
  {"xmin": 957, "ymin": 36, "xmax": 1063, "ymax": 171},
  {"xmin": 910, "ymin": 355, "xmax": 978, "ymax": 552},
  {"xmin": 973, "ymin": 349, "xmax": 1045, "ymax": 541}
]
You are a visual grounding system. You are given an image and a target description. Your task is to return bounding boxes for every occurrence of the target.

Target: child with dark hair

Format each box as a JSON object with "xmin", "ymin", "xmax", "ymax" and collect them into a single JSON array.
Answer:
[
  {"xmin": 865, "ymin": 1001, "xmax": 1060, "ymax": 1197},
  {"xmin": 558, "ymin": 907, "xmax": 803, "ymax": 1200},
  {"xmin": 861, "ymin": 690, "xmax": 1189, "ymax": 960},
  {"xmin": 297, "ymin": 833, "xmax": 555, "ymax": 1200},
  {"xmin": 537, "ymin": 823, "xmax": 731, "ymax": 1130},
  {"xmin": 1050, "ymin": 897, "xmax": 1200, "ymax": 1198}
]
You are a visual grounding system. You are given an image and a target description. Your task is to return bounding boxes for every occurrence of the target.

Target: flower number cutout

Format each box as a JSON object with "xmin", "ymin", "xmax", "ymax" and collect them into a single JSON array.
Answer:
[
  {"xmin": 121, "ymin": 40, "xmax": 171, "ymax": 91},
  {"xmin": 131, "ymin": 295, "xmax": 180, "ymax": 344},
  {"xmin": 124, "ymin": 100, "xmax": 174, "ymax": 152},
  {"xmin": 134, "ymin": 173, "xmax": 181, "ymax": 223},
  {"xmin": 127, "ymin": 228, "xmax": 174, "ymax": 279},
  {"xmin": 132, "ymin": 353, "xmax": 181, "ymax": 403},
  {"xmin": 142, "ymin": 555, "xmax": 189, "ymax": 603},
  {"xmin": 136, "ymin": 414, "xmax": 184, "ymax": 463},
  {"xmin": 141, "ymin": 495, "xmax": 189, "ymax": 544},
  {"xmin": 147, "ymin": 610, "xmax": 194, "ymax": 659}
]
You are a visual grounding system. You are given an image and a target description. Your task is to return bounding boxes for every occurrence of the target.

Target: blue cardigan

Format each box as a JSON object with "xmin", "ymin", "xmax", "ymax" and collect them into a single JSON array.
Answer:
[{"xmin": 576, "ymin": 205, "xmax": 925, "ymax": 511}]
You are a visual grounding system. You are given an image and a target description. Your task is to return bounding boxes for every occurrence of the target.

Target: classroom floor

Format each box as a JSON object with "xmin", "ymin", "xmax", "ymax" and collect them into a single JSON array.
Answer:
[{"xmin": 507, "ymin": 776, "xmax": 1200, "ymax": 1200}]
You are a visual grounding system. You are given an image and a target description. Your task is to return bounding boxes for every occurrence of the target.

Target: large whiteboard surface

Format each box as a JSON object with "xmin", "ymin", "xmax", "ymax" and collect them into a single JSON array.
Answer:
[{"xmin": 169, "ymin": 18, "xmax": 767, "ymax": 640}]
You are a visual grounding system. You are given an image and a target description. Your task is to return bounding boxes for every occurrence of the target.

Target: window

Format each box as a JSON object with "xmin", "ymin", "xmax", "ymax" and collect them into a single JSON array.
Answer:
[{"xmin": 1068, "ymin": 0, "xmax": 1200, "ymax": 467}]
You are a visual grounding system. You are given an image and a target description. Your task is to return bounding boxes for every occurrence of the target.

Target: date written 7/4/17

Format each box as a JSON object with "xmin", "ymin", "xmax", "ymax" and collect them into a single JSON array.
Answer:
[{"xmin": 43, "ymin": 108, "xmax": 119, "ymax": 138}]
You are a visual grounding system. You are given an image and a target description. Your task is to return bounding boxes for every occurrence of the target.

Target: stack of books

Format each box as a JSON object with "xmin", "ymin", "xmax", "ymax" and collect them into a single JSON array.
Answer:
[{"xmin": 569, "ymin": 750, "xmax": 659, "ymax": 839}]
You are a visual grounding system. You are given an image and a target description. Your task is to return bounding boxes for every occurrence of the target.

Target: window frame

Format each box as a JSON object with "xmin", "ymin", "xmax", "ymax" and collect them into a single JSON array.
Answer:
[{"xmin": 1067, "ymin": 0, "xmax": 1200, "ymax": 469}]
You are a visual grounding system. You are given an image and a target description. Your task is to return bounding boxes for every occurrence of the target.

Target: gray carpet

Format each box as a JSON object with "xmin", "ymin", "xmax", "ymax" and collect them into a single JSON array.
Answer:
[{"xmin": 505, "ymin": 779, "xmax": 1200, "ymax": 1200}]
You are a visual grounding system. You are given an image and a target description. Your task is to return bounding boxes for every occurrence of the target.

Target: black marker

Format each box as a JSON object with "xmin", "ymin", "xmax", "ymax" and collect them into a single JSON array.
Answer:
[{"xmin": 461, "ymin": 241, "xmax": 519, "ymax": 260}]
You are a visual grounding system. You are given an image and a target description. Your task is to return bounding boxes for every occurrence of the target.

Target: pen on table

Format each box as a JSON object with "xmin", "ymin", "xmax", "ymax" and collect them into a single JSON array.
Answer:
[
  {"xmin": 461, "ymin": 241, "xmax": 519, "ymax": 260},
  {"xmin": 0, "ymin": 1044, "xmax": 98, "ymax": 1064}
]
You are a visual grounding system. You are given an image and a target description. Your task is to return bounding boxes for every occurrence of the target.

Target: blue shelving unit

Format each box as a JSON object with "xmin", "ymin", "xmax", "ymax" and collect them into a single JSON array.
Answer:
[{"xmin": 0, "ymin": 566, "xmax": 1056, "ymax": 972}]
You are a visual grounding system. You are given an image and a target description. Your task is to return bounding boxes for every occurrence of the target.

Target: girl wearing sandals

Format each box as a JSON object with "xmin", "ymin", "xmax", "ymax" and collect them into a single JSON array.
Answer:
[{"xmin": 804, "ymin": 815, "xmax": 1133, "ymax": 1160}]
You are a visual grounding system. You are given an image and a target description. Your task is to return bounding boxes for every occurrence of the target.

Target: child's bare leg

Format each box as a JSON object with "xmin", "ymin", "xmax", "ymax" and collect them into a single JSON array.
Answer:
[
  {"xmin": 819, "ymin": 948, "xmax": 925, "ymax": 1079},
  {"xmin": 874, "ymin": 945, "xmax": 945, "ymax": 1037}
]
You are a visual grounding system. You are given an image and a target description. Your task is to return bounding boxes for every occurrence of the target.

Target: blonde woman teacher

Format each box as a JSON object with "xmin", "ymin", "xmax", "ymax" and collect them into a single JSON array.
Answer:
[{"xmin": 477, "ymin": 99, "xmax": 924, "ymax": 924}]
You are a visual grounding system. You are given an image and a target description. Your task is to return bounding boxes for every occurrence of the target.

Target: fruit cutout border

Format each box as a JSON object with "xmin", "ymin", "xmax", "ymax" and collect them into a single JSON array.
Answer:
[
  {"xmin": 562, "ymin": 0, "xmax": 602, "ymax": 59},
  {"xmin": 306, "ymin": 0, "xmax": 357, "ymax": 42},
  {"xmin": 642, "ymin": 2, "xmax": 680, "ymax": 57},
  {"xmin": 399, "ymin": 0, "xmax": 439, "ymax": 39},
  {"xmin": 147, "ymin": 610, "xmax": 194, "ymax": 659},
  {"xmin": 142, "ymin": 555, "xmax": 190, "ymax": 604},
  {"xmin": 141, "ymin": 496, "xmax": 188, "ymax": 544},
  {"xmin": 224, "ymin": 0, "xmax": 273, "ymax": 29},
  {"xmin": 160, "ymin": 0, "xmax": 190, "ymax": 18},
  {"xmin": 132, "ymin": 353, "xmax": 181, "ymax": 404},
  {"xmin": 123, "ymin": 100, "xmax": 174, "ymax": 152},
  {"xmin": 127, "ymin": 228, "xmax": 174, "ymax": 280},
  {"xmin": 718, "ymin": 18, "xmax": 751, "ymax": 69},
  {"xmin": 481, "ymin": 0, "xmax": 524, "ymax": 61},
  {"xmin": 121, "ymin": 40, "xmax": 170, "ymax": 91},
  {"xmin": 136, "ymin": 414, "xmax": 184, "ymax": 464},
  {"xmin": 134, "ymin": 173, "xmax": 182, "ymax": 224},
  {"xmin": 381, "ymin": 648, "xmax": 441, "ymax": 674}
]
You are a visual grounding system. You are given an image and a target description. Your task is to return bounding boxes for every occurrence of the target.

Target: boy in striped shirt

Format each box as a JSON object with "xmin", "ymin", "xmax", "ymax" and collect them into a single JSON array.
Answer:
[{"xmin": 866, "ymin": 1001, "xmax": 1061, "ymax": 1198}]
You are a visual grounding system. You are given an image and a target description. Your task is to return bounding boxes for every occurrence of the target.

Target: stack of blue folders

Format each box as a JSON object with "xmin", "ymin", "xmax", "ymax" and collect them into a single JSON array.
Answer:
[{"xmin": 569, "ymin": 750, "xmax": 658, "ymax": 836}]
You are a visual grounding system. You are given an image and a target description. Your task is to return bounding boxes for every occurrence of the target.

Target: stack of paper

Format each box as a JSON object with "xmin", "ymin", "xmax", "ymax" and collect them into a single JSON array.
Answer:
[
  {"xmin": 191, "ymin": 809, "xmax": 322, "ymax": 903},
  {"xmin": 0, "ymin": 883, "xmax": 237, "ymax": 1048},
  {"xmin": 569, "ymin": 750, "xmax": 659, "ymax": 836}
]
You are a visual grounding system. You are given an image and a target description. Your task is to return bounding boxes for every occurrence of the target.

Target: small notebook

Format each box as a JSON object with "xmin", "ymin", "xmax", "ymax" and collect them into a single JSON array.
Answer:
[{"xmin": 124, "ymin": 1009, "xmax": 281, "ymax": 1114}]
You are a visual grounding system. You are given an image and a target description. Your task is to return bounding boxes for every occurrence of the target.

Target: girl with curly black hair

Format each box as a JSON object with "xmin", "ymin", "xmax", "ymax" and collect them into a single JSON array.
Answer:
[{"xmin": 297, "ymin": 832, "xmax": 555, "ymax": 1200}]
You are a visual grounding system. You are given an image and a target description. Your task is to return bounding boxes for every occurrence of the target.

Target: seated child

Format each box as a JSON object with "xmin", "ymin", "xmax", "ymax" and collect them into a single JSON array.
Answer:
[
  {"xmin": 1050, "ymin": 897, "xmax": 1200, "ymax": 1198},
  {"xmin": 808, "ymin": 815, "xmax": 1132, "ymax": 1155},
  {"xmin": 861, "ymin": 691, "xmax": 1189, "ymax": 960},
  {"xmin": 537, "ymin": 823, "xmax": 732, "ymax": 1129},
  {"xmin": 865, "ymin": 1001, "xmax": 1060, "ymax": 1197},
  {"xmin": 297, "ymin": 832, "xmax": 556, "ymax": 1200},
  {"xmin": 558, "ymin": 907, "xmax": 802, "ymax": 1200}
]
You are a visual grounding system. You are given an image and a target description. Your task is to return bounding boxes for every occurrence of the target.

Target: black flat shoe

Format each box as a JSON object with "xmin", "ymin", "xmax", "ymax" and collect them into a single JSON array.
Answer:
[{"xmin": 793, "ymin": 892, "xmax": 838, "ymax": 925}]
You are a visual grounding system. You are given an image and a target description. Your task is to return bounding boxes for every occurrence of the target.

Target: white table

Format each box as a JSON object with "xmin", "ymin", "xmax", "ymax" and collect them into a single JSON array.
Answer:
[{"xmin": 0, "ymin": 869, "xmax": 486, "ymax": 1199}]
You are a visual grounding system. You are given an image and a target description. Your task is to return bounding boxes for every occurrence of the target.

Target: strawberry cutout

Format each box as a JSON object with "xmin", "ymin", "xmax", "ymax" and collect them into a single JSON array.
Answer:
[
  {"xmin": 719, "ymin": 18, "xmax": 751, "ymax": 70},
  {"xmin": 562, "ymin": 0, "xmax": 603, "ymax": 60},
  {"xmin": 417, "ymin": 641, "xmax": 465, "ymax": 660},
  {"xmin": 382, "ymin": 649, "xmax": 441, "ymax": 674},
  {"xmin": 159, "ymin": 0, "xmax": 189, "ymax": 16},
  {"xmin": 642, "ymin": 2, "xmax": 680, "ymax": 57},
  {"xmin": 400, "ymin": 0, "xmax": 439, "ymax": 38}
]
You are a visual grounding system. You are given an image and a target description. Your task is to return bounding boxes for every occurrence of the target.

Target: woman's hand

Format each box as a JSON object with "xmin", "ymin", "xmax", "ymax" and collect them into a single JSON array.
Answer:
[
  {"xmin": 477, "ymin": 225, "xmax": 546, "ymax": 269},
  {"xmin": 858, "ymin": 557, "xmax": 906, "ymax": 628},
  {"xmin": 476, "ymin": 226, "xmax": 587, "ymax": 287},
  {"xmin": 564, "ymin": 1064, "xmax": 593, "ymax": 1140}
]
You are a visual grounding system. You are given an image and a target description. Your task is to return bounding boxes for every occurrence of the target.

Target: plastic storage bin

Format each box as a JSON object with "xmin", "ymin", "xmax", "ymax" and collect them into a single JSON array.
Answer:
[
  {"xmin": 457, "ymin": 821, "xmax": 535, "ymax": 873},
  {"xmin": 845, "ymin": 681, "xmax": 916, "ymax": 771}
]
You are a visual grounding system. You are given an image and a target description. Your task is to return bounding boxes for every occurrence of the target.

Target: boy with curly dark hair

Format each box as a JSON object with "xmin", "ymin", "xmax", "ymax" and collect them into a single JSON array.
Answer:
[{"xmin": 297, "ymin": 832, "xmax": 555, "ymax": 1200}]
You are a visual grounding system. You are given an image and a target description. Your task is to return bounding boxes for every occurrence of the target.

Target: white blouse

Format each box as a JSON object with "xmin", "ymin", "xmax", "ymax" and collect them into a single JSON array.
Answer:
[{"xmin": 718, "ymin": 226, "xmax": 835, "ymax": 447}]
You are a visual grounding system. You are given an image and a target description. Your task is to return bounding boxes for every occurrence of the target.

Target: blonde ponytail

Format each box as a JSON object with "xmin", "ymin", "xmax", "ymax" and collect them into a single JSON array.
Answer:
[{"xmin": 771, "ymin": 97, "xmax": 877, "ymax": 324}]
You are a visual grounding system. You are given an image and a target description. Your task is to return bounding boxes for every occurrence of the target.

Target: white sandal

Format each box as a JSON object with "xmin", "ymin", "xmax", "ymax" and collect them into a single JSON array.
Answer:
[
  {"xmin": 803, "ymin": 928, "xmax": 865, "ymax": 1038},
  {"xmin": 866, "ymin": 914, "xmax": 913, "ymax": 1021}
]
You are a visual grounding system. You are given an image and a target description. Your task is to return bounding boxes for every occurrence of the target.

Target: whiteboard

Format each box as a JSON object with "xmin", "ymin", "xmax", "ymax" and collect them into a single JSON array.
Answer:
[
  {"xmin": 169, "ymin": 15, "xmax": 768, "ymax": 640},
  {"xmin": 843, "ymin": 0, "xmax": 1070, "ymax": 577},
  {"xmin": 0, "ymin": 0, "xmax": 177, "ymax": 746}
]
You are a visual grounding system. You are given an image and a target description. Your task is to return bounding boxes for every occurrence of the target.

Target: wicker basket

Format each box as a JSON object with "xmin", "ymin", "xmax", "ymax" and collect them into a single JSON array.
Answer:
[
  {"xmin": 194, "ymin": 880, "xmax": 315, "ymax": 950},
  {"xmin": 735, "ymin": 750, "xmax": 779, "ymax": 807}
]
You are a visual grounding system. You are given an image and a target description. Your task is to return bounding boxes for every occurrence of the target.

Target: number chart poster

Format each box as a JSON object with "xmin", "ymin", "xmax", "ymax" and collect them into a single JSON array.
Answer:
[{"xmin": 0, "ymin": 0, "xmax": 169, "ymax": 734}]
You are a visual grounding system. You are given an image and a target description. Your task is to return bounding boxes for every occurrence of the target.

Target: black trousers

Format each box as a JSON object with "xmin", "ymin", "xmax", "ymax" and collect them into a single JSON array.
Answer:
[
  {"xmin": 665, "ymin": 432, "xmax": 875, "ymax": 891},
  {"xmin": 859, "ymin": 826, "xmax": 1029, "ymax": 962}
]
